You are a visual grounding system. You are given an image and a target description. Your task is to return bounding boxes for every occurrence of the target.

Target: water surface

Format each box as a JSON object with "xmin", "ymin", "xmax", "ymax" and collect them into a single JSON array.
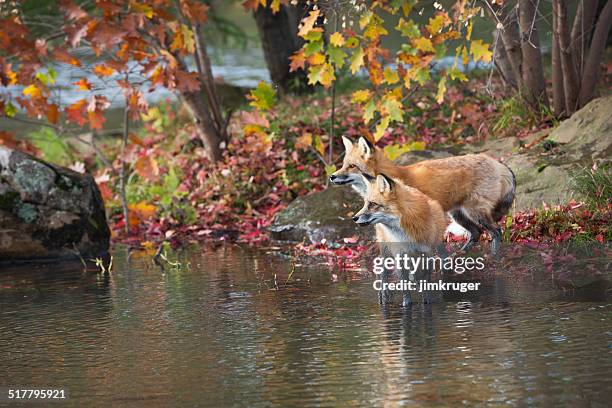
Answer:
[{"xmin": 1, "ymin": 245, "xmax": 610, "ymax": 407}]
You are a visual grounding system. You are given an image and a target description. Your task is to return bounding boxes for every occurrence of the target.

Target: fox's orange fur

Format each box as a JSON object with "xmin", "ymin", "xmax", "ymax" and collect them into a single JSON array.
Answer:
[
  {"xmin": 354, "ymin": 175, "xmax": 447, "ymax": 250},
  {"xmin": 333, "ymin": 136, "xmax": 515, "ymax": 253}
]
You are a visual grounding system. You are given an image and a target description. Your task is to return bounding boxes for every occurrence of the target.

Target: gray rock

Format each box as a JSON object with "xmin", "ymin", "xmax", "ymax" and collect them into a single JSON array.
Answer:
[
  {"xmin": 0, "ymin": 146, "xmax": 110, "ymax": 263},
  {"xmin": 270, "ymin": 186, "xmax": 372, "ymax": 243},
  {"xmin": 507, "ymin": 95, "xmax": 612, "ymax": 210}
]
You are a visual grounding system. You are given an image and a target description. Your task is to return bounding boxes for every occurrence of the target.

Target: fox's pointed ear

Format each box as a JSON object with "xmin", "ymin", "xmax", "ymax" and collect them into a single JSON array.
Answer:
[
  {"xmin": 342, "ymin": 136, "xmax": 353, "ymax": 153},
  {"xmin": 358, "ymin": 137, "xmax": 372, "ymax": 158},
  {"xmin": 377, "ymin": 174, "xmax": 394, "ymax": 194}
]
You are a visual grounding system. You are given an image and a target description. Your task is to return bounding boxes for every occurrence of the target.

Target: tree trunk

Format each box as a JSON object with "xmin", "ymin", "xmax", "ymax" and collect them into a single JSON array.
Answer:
[
  {"xmin": 570, "ymin": 0, "xmax": 599, "ymax": 78},
  {"xmin": 555, "ymin": 0, "xmax": 580, "ymax": 115},
  {"xmin": 487, "ymin": 3, "xmax": 523, "ymax": 89},
  {"xmin": 193, "ymin": 22, "xmax": 226, "ymax": 141},
  {"xmin": 551, "ymin": 0, "xmax": 566, "ymax": 116},
  {"xmin": 518, "ymin": 0, "xmax": 549, "ymax": 110},
  {"xmin": 181, "ymin": 91, "xmax": 225, "ymax": 161},
  {"xmin": 254, "ymin": 1, "xmax": 310, "ymax": 94},
  {"xmin": 579, "ymin": 0, "xmax": 612, "ymax": 107},
  {"xmin": 492, "ymin": 29, "xmax": 518, "ymax": 88}
]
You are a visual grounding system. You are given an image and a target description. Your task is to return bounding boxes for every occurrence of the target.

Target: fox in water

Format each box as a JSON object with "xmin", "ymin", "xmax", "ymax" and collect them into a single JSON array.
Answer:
[
  {"xmin": 331, "ymin": 136, "xmax": 515, "ymax": 254},
  {"xmin": 353, "ymin": 173, "xmax": 447, "ymax": 305}
]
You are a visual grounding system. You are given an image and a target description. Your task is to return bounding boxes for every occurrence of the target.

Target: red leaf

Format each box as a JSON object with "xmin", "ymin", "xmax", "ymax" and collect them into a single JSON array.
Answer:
[{"xmin": 65, "ymin": 99, "xmax": 87, "ymax": 126}]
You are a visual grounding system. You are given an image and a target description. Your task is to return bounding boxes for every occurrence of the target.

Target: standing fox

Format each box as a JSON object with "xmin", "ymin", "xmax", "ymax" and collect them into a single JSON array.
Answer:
[
  {"xmin": 353, "ymin": 173, "xmax": 447, "ymax": 305},
  {"xmin": 331, "ymin": 136, "xmax": 515, "ymax": 254}
]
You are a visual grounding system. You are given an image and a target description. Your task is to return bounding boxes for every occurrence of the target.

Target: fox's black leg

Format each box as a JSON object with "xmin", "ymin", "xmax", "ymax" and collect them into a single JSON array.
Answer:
[
  {"xmin": 378, "ymin": 266, "xmax": 392, "ymax": 305},
  {"xmin": 436, "ymin": 243, "xmax": 453, "ymax": 274},
  {"xmin": 451, "ymin": 209, "xmax": 482, "ymax": 252},
  {"xmin": 478, "ymin": 215, "xmax": 503, "ymax": 255},
  {"xmin": 401, "ymin": 272, "xmax": 412, "ymax": 307},
  {"xmin": 396, "ymin": 251, "xmax": 412, "ymax": 307},
  {"xmin": 422, "ymin": 263, "xmax": 433, "ymax": 304},
  {"xmin": 483, "ymin": 224, "xmax": 503, "ymax": 255}
]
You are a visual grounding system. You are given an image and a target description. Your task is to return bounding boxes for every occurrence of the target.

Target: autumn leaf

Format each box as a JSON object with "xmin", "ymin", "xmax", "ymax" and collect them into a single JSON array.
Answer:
[
  {"xmin": 46, "ymin": 103, "xmax": 59, "ymax": 124},
  {"xmin": 87, "ymin": 110, "xmax": 106, "ymax": 130},
  {"xmin": 23, "ymin": 84, "xmax": 42, "ymax": 98},
  {"xmin": 396, "ymin": 18, "xmax": 420, "ymax": 38},
  {"xmin": 384, "ymin": 143, "xmax": 411, "ymax": 161},
  {"xmin": 435, "ymin": 76, "xmax": 447, "ymax": 104},
  {"xmin": 180, "ymin": 0, "xmax": 209, "ymax": 22},
  {"xmin": 307, "ymin": 52, "xmax": 326, "ymax": 65},
  {"xmin": 413, "ymin": 37, "xmax": 435, "ymax": 53},
  {"xmin": 380, "ymin": 95, "xmax": 403, "ymax": 122},
  {"xmin": 364, "ymin": 19, "xmax": 388, "ymax": 40},
  {"xmin": 384, "ymin": 141, "xmax": 426, "ymax": 161},
  {"xmin": 242, "ymin": 0, "xmax": 267, "ymax": 12},
  {"xmin": 349, "ymin": 47, "xmax": 365, "ymax": 74},
  {"xmin": 4, "ymin": 102, "xmax": 16, "ymax": 117},
  {"xmin": 466, "ymin": 20, "xmax": 474, "ymax": 41},
  {"xmin": 330, "ymin": 32, "xmax": 345, "ymax": 47},
  {"xmin": 128, "ymin": 132, "xmax": 145, "ymax": 146},
  {"xmin": 345, "ymin": 36, "xmax": 359, "ymax": 48},
  {"xmin": 73, "ymin": 78, "xmax": 92, "ymax": 90},
  {"xmin": 93, "ymin": 65, "xmax": 115, "ymax": 77},
  {"xmin": 470, "ymin": 39, "xmax": 492, "ymax": 63},
  {"xmin": 383, "ymin": 68, "xmax": 399, "ymax": 85},
  {"xmin": 351, "ymin": 89, "xmax": 372, "ymax": 103},
  {"xmin": 374, "ymin": 116, "xmax": 390, "ymax": 141},
  {"xmin": 248, "ymin": 81, "xmax": 276, "ymax": 111},
  {"xmin": 270, "ymin": 0, "xmax": 281, "ymax": 13},
  {"xmin": 327, "ymin": 46, "xmax": 347, "ymax": 68},
  {"xmin": 134, "ymin": 155, "xmax": 160, "ymax": 181},
  {"xmin": 307, "ymin": 62, "xmax": 335, "ymax": 88},
  {"xmin": 35, "ymin": 69, "xmax": 56, "ymax": 86},
  {"xmin": 65, "ymin": 99, "xmax": 87, "ymax": 126},
  {"xmin": 130, "ymin": 1, "xmax": 154, "ymax": 18},
  {"xmin": 240, "ymin": 110, "xmax": 269, "ymax": 128},
  {"xmin": 427, "ymin": 13, "xmax": 451, "ymax": 35},
  {"xmin": 363, "ymin": 99, "xmax": 376, "ymax": 123},
  {"xmin": 128, "ymin": 201, "xmax": 157, "ymax": 227},
  {"xmin": 449, "ymin": 67, "xmax": 467, "ymax": 81},
  {"xmin": 304, "ymin": 38, "xmax": 323, "ymax": 56},
  {"xmin": 295, "ymin": 132, "xmax": 312, "ymax": 150},
  {"xmin": 325, "ymin": 164, "xmax": 337, "ymax": 176},
  {"xmin": 289, "ymin": 48, "xmax": 306, "ymax": 72},
  {"xmin": 313, "ymin": 134, "xmax": 325, "ymax": 156},
  {"xmin": 298, "ymin": 9, "xmax": 320, "ymax": 38},
  {"xmin": 171, "ymin": 24, "xmax": 195, "ymax": 53}
]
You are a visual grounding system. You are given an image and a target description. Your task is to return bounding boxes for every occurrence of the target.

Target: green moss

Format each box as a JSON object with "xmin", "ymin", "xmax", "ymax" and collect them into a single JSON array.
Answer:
[{"xmin": 17, "ymin": 203, "xmax": 38, "ymax": 223}]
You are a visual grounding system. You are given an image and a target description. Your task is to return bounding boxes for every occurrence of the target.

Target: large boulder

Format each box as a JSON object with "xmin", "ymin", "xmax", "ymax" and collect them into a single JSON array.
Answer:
[
  {"xmin": 270, "ymin": 186, "xmax": 372, "ymax": 243},
  {"xmin": 506, "ymin": 95, "xmax": 611, "ymax": 210},
  {"xmin": 0, "ymin": 146, "xmax": 110, "ymax": 263}
]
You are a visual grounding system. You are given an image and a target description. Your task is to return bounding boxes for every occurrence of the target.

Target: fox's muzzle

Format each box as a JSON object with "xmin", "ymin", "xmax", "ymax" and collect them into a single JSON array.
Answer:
[
  {"xmin": 329, "ymin": 174, "xmax": 351, "ymax": 185},
  {"xmin": 352, "ymin": 214, "xmax": 373, "ymax": 226}
]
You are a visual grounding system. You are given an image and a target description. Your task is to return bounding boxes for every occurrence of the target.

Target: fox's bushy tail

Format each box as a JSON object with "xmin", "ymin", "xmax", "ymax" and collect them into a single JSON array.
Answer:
[{"xmin": 491, "ymin": 163, "xmax": 516, "ymax": 221}]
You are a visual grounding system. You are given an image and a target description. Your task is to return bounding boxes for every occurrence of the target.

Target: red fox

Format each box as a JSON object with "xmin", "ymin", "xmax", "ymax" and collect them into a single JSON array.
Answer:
[
  {"xmin": 331, "ymin": 136, "xmax": 515, "ymax": 254},
  {"xmin": 353, "ymin": 173, "xmax": 447, "ymax": 305}
]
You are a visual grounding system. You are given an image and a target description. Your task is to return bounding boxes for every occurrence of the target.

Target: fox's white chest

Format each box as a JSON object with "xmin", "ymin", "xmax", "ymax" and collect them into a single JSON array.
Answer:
[
  {"xmin": 376, "ymin": 223, "xmax": 431, "ymax": 254},
  {"xmin": 377, "ymin": 223, "xmax": 411, "ymax": 243}
]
